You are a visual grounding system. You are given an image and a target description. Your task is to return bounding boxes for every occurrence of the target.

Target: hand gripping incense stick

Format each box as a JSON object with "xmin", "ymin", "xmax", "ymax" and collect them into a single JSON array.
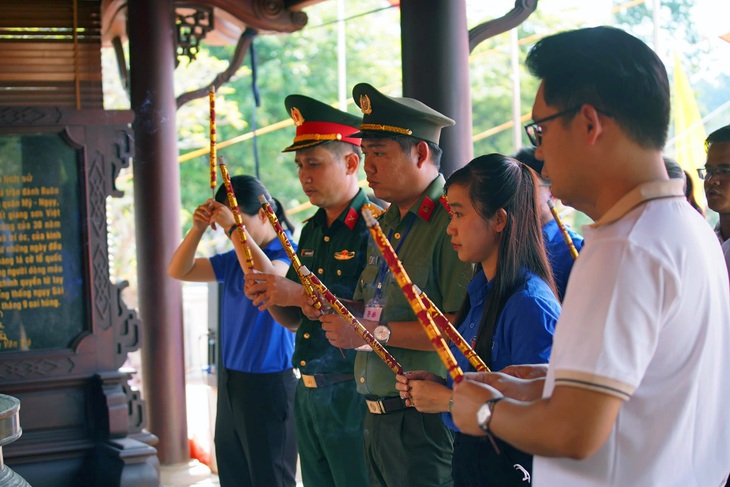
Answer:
[{"xmin": 300, "ymin": 266, "xmax": 403, "ymax": 375}]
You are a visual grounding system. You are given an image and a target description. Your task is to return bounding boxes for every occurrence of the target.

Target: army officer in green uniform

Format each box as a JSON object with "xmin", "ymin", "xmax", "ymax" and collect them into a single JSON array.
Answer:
[
  {"xmin": 247, "ymin": 94, "xmax": 374, "ymax": 487},
  {"xmin": 321, "ymin": 83, "xmax": 472, "ymax": 487}
]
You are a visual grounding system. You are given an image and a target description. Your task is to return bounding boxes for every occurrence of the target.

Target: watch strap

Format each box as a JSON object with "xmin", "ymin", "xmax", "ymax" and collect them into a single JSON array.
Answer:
[{"xmin": 478, "ymin": 396, "xmax": 504, "ymax": 433}]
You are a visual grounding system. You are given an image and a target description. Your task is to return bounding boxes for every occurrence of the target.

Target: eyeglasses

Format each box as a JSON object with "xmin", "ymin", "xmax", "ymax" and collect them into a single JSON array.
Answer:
[
  {"xmin": 524, "ymin": 107, "xmax": 581, "ymax": 147},
  {"xmin": 697, "ymin": 166, "xmax": 730, "ymax": 180},
  {"xmin": 524, "ymin": 106, "xmax": 612, "ymax": 147}
]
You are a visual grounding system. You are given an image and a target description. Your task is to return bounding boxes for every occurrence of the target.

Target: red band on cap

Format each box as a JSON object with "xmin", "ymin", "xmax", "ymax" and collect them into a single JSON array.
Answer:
[{"xmin": 295, "ymin": 121, "xmax": 361, "ymax": 146}]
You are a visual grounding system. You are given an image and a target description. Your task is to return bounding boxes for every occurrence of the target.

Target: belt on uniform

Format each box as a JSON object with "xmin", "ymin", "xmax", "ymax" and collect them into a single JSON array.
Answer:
[
  {"xmin": 365, "ymin": 396, "xmax": 408, "ymax": 415},
  {"xmin": 301, "ymin": 373, "xmax": 354, "ymax": 388}
]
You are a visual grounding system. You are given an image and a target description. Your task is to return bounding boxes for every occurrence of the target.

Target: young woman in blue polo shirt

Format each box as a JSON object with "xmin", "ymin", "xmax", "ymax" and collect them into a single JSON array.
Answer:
[
  {"xmin": 395, "ymin": 154, "xmax": 561, "ymax": 486},
  {"xmin": 168, "ymin": 175, "xmax": 298, "ymax": 487}
]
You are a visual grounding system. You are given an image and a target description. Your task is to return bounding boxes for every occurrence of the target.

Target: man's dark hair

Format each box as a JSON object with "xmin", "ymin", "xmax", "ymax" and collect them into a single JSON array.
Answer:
[
  {"xmin": 705, "ymin": 124, "xmax": 730, "ymax": 152},
  {"xmin": 525, "ymin": 26, "xmax": 670, "ymax": 150}
]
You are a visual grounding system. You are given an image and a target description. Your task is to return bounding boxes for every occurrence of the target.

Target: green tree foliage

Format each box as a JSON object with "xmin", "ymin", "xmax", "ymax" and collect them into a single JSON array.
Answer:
[{"xmin": 175, "ymin": 1, "xmax": 402, "ymax": 236}]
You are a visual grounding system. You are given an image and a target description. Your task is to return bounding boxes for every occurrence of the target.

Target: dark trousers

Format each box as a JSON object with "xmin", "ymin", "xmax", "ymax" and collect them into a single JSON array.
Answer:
[
  {"xmin": 215, "ymin": 368, "xmax": 298, "ymax": 487},
  {"xmin": 364, "ymin": 407, "xmax": 454, "ymax": 487},
  {"xmin": 452, "ymin": 432, "xmax": 532, "ymax": 487},
  {"xmin": 295, "ymin": 379, "xmax": 369, "ymax": 487}
]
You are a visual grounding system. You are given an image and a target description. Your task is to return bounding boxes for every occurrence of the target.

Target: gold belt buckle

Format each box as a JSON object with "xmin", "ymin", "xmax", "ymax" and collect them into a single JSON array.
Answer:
[
  {"xmin": 366, "ymin": 399, "xmax": 384, "ymax": 414},
  {"xmin": 302, "ymin": 374, "xmax": 317, "ymax": 388}
]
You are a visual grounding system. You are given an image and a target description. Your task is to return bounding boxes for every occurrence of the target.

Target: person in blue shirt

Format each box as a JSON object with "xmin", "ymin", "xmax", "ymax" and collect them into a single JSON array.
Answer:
[
  {"xmin": 395, "ymin": 154, "xmax": 561, "ymax": 486},
  {"xmin": 168, "ymin": 175, "xmax": 298, "ymax": 487},
  {"xmin": 514, "ymin": 147, "xmax": 584, "ymax": 300}
]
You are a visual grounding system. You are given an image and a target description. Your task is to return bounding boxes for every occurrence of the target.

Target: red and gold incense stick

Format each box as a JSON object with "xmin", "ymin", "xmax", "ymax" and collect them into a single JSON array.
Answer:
[
  {"xmin": 209, "ymin": 86, "xmax": 217, "ymax": 197},
  {"xmin": 219, "ymin": 158, "xmax": 254, "ymax": 271},
  {"xmin": 362, "ymin": 209, "xmax": 464, "ymax": 383},
  {"xmin": 300, "ymin": 266, "xmax": 403, "ymax": 375},
  {"xmin": 416, "ymin": 286, "xmax": 489, "ymax": 372},
  {"xmin": 258, "ymin": 194, "xmax": 322, "ymax": 311},
  {"xmin": 548, "ymin": 200, "xmax": 579, "ymax": 260}
]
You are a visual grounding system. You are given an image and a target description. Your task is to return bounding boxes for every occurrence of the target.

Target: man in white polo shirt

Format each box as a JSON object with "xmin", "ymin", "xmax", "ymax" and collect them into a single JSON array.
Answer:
[{"xmin": 451, "ymin": 26, "xmax": 730, "ymax": 486}]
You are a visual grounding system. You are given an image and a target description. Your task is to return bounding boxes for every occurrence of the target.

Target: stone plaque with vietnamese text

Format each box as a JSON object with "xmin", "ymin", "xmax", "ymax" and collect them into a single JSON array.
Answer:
[{"xmin": 0, "ymin": 133, "xmax": 85, "ymax": 351}]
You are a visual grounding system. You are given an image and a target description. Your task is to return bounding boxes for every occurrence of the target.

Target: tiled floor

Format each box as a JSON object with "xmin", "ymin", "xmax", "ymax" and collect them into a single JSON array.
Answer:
[
  {"xmin": 159, "ymin": 460, "xmax": 303, "ymax": 487},
  {"xmin": 160, "ymin": 461, "xmax": 220, "ymax": 487}
]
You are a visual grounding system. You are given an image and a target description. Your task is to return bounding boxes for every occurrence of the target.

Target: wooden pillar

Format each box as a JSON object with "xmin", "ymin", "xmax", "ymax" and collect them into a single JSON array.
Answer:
[
  {"xmin": 127, "ymin": 0, "xmax": 189, "ymax": 465},
  {"xmin": 400, "ymin": 0, "xmax": 473, "ymax": 176}
]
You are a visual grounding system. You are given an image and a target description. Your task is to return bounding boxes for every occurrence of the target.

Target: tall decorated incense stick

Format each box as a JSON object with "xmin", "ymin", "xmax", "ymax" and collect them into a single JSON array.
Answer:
[
  {"xmin": 209, "ymin": 86, "xmax": 217, "ymax": 197},
  {"xmin": 257, "ymin": 194, "xmax": 322, "ymax": 311},
  {"xmin": 218, "ymin": 158, "xmax": 254, "ymax": 271},
  {"xmin": 415, "ymin": 286, "xmax": 490, "ymax": 372},
  {"xmin": 548, "ymin": 200, "xmax": 579, "ymax": 260},
  {"xmin": 299, "ymin": 266, "xmax": 403, "ymax": 375},
  {"xmin": 362, "ymin": 209, "xmax": 464, "ymax": 383}
]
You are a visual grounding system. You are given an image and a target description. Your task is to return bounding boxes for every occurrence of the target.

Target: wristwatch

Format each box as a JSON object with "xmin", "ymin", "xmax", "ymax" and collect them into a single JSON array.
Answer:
[
  {"xmin": 477, "ymin": 397, "xmax": 504, "ymax": 433},
  {"xmin": 373, "ymin": 324, "xmax": 391, "ymax": 345}
]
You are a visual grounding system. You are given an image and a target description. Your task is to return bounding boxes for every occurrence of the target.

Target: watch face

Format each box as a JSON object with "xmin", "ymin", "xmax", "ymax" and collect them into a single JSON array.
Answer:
[
  {"xmin": 374, "ymin": 325, "xmax": 390, "ymax": 341},
  {"xmin": 477, "ymin": 403, "xmax": 491, "ymax": 428}
]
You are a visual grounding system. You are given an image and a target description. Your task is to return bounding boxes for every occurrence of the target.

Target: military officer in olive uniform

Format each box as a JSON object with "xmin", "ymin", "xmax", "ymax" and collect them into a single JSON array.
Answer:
[
  {"xmin": 247, "ymin": 95, "xmax": 374, "ymax": 487},
  {"xmin": 321, "ymin": 83, "xmax": 472, "ymax": 487}
]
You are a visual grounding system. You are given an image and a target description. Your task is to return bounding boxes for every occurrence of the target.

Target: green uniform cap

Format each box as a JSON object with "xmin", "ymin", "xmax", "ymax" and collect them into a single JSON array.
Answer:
[
  {"xmin": 351, "ymin": 83, "xmax": 455, "ymax": 145},
  {"xmin": 282, "ymin": 94, "xmax": 362, "ymax": 152}
]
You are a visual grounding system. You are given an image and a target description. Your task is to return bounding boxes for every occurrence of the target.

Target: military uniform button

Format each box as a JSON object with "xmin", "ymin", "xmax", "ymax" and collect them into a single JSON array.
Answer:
[
  {"xmin": 303, "ymin": 333, "xmax": 310, "ymax": 339},
  {"xmin": 324, "ymin": 236, "xmax": 330, "ymax": 242},
  {"xmin": 337, "ymin": 270, "xmax": 342, "ymax": 276},
  {"xmin": 318, "ymin": 268, "xmax": 324, "ymax": 274},
  {"xmin": 300, "ymin": 360, "xmax": 307, "ymax": 366},
  {"xmin": 359, "ymin": 377, "xmax": 365, "ymax": 383}
]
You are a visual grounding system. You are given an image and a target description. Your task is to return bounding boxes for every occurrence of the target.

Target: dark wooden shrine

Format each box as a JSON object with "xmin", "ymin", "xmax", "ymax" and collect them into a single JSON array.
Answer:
[
  {"xmin": 0, "ymin": 1, "xmax": 324, "ymax": 485},
  {"xmin": 0, "ymin": 2, "xmax": 148, "ymax": 486},
  {"xmin": 0, "ymin": 0, "xmax": 532, "ymax": 485}
]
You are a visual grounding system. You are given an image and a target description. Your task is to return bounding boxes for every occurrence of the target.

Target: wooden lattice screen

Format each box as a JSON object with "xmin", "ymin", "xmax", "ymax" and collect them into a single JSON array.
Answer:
[{"xmin": 0, "ymin": 0, "xmax": 103, "ymax": 108}]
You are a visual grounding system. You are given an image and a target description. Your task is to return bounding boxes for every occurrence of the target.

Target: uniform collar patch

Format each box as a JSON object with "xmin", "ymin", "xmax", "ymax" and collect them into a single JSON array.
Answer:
[
  {"xmin": 344, "ymin": 207, "xmax": 359, "ymax": 230},
  {"xmin": 417, "ymin": 196, "xmax": 436, "ymax": 222}
]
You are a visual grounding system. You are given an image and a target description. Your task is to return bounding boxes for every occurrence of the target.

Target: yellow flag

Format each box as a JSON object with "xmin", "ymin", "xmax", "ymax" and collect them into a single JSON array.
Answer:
[{"xmin": 672, "ymin": 52, "xmax": 706, "ymax": 207}]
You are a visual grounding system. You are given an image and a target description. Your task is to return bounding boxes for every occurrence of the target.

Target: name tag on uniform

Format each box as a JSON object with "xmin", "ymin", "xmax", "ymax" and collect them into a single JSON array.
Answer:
[{"xmin": 364, "ymin": 297, "xmax": 384, "ymax": 322}]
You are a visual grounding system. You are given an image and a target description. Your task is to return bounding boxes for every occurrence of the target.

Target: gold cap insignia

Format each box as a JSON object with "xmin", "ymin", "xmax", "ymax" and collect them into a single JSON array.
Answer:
[
  {"xmin": 359, "ymin": 94, "xmax": 373, "ymax": 115},
  {"xmin": 334, "ymin": 249, "xmax": 356, "ymax": 261},
  {"xmin": 290, "ymin": 107, "xmax": 305, "ymax": 126}
]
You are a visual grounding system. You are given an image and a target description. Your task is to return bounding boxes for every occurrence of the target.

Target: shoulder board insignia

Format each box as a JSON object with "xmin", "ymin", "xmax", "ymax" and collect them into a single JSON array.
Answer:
[
  {"xmin": 362, "ymin": 203, "xmax": 385, "ymax": 219},
  {"xmin": 439, "ymin": 195, "xmax": 453, "ymax": 217}
]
